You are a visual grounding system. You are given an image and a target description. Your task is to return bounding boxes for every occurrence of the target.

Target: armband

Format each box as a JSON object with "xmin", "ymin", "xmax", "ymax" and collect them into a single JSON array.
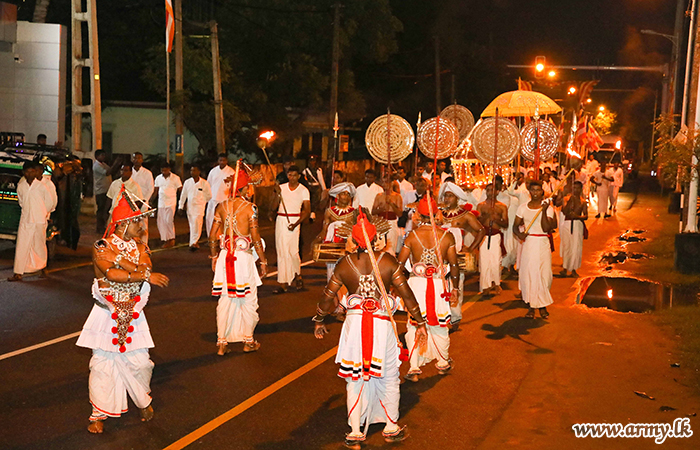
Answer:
[
  {"xmin": 212, "ymin": 215, "xmax": 223, "ymax": 223},
  {"xmin": 312, "ymin": 305, "xmax": 329, "ymax": 323},
  {"xmin": 114, "ymin": 254, "xmax": 123, "ymax": 266}
]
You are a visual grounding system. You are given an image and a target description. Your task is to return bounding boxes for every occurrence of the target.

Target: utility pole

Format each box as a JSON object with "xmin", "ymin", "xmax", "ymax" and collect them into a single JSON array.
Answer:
[
  {"xmin": 327, "ymin": 2, "xmax": 340, "ymax": 162},
  {"xmin": 686, "ymin": 0, "xmax": 700, "ymax": 232},
  {"xmin": 174, "ymin": 0, "xmax": 184, "ymax": 175},
  {"xmin": 71, "ymin": 0, "xmax": 102, "ymax": 157},
  {"xmin": 210, "ymin": 21, "xmax": 225, "ymax": 155},
  {"xmin": 671, "ymin": 0, "xmax": 685, "ymax": 116},
  {"xmin": 434, "ymin": 36, "xmax": 441, "ymax": 115}
]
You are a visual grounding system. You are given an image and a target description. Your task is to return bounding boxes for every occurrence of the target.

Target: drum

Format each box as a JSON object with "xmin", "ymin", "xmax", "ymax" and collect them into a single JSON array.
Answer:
[
  {"xmin": 313, "ymin": 242, "xmax": 346, "ymax": 263},
  {"xmin": 458, "ymin": 251, "xmax": 477, "ymax": 273}
]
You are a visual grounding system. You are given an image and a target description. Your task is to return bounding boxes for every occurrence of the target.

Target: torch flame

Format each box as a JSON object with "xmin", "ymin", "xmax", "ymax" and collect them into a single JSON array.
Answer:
[
  {"xmin": 606, "ymin": 288, "xmax": 613, "ymax": 299},
  {"xmin": 259, "ymin": 131, "xmax": 276, "ymax": 141},
  {"xmin": 567, "ymin": 146, "xmax": 582, "ymax": 159}
]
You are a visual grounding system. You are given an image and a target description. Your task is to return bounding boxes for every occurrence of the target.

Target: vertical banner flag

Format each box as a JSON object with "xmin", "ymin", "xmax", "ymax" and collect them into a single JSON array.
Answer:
[{"xmin": 165, "ymin": 0, "xmax": 175, "ymax": 53}]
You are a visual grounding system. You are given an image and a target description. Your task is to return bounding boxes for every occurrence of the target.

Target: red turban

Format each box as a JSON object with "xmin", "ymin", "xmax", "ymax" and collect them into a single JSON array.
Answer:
[
  {"xmin": 104, "ymin": 186, "xmax": 151, "ymax": 237},
  {"xmin": 351, "ymin": 211, "xmax": 376, "ymax": 249},
  {"xmin": 416, "ymin": 195, "xmax": 437, "ymax": 217},
  {"xmin": 231, "ymin": 169, "xmax": 250, "ymax": 196}
]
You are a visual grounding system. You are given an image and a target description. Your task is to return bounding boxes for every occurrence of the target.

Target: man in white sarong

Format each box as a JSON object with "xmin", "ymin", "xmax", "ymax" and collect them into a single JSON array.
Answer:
[
  {"xmin": 477, "ymin": 183, "xmax": 509, "ymax": 295},
  {"xmin": 314, "ymin": 212, "xmax": 427, "ymax": 448},
  {"xmin": 209, "ymin": 164, "xmax": 267, "ymax": 355},
  {"xmin": 608, "ymin": 161, "xmax": 624, "ymax": 213},
  {"xmin": 439, "ymin": 181, "xmax": 484, "ymax": 329},
  {"xmin": 178, "ymin": 165, "xmax": 212, "ymax": 250},
  {"xmin": 591, "ymin": 163, "xmax": 610, "ymax": 218},
  {"xmin": 131, "ymin": 153, "xmax": 154, "ymax": 241},
  {"xmin": 372, "ymin": 178, "xmax": 403, "ymax": 255},
  {"xmin": 153, "ymin": 163, "xmax": 182, "ymax": 248},
  {"xmin": 559, "ymin": 181, "xmax": 588, "ymax": 278},
  {"xmin": 205, "ymin": 153, "xmax": 235, "ymax": 236},
  {"xmin": 273, "ymin": 165, "xmax": 310, "ymax": 293},
  {"xmin": 353, "ymin": 169, "xmax": 384, "ymax": 211},
  {"xmin": 513, "ymin": 180, "xmax": 558, "ymax": 319},
  {"xmin": 399, "ymin": 196, "xmax": 460, "ymax": 382},
  {"xmin": 8, "ymin": 161, "xmax": 56, "ymax": 281},
  {"xmin": 77, "ymin": 187, "xmax": 168, "ymax": 434}
]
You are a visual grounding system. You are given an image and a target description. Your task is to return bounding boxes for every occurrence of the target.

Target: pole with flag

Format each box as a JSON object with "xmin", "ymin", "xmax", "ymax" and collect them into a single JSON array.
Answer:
[{"xmin": 165, "ymin": 0, "xmax": 174, "ymax": 163}]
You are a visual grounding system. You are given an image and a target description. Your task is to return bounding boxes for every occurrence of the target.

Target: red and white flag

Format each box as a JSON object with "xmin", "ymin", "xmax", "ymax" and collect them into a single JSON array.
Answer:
[
  {"xmin": 165, "ymin": 0, "xmax": 175, "ymax": 53},
  {"xmin": 586, "ymin": 123, "xmax": 604, "ymax": 151},
  {"xmin": 575, "ymin": 115, "xmax": 588, "ymax": 147},
  {"xmin": 517, "ymin": 77, "xmax": 533, "ymax": 91},
  {"xmin": 578, "ymin": 80, "xmax": 599, "ymax": 105}
]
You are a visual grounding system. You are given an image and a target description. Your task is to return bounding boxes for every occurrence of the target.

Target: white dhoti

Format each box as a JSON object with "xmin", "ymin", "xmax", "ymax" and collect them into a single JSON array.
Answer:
[
  {"xmin": 88, "ymin": 348, "xmax": 154, "ymax": 419},
  {"xmin": 560, "ymin": 219, "xmax": 584, "ymax": 271},
  {"xmin": 503, "ymin": 205, "xmax": 519, "ymax": 268},
  {"xmin": 213, "ymin": 245, "xmax": 262, "ymax": 343},
  {"xmin": 386, "ymin": 219, "xmax": 399, "ymax": 256},
  {"xmin": 205, "ymin": 200, "xmax": 217, "ymax": 236},
  {"xmin": 276, "ymin": 216, "xmax": 301, "ymax": 284},
  {"xmin": 480, "ymin": 233, "xmax": 502, "ymax": 292},
  {"xmin": 187, "ymin": 205, "xmax": 206, "ymax": 246},
  {"xmin": 610, "ymin": 186, "xmax": 620, "ymax": 210},
  {"xmin": 13, "ymin": 222, "xmax": 47, "ymax": 274},
  {"xmin": 597, "ymin": 188, "xmax": 609, "ymax": 215},
  {"xmin": 519, "ymin": 235, "xmax": 553, "ymax": 308},
  {"xmin": 157, "ymin": 206, "xmax": 176, "ymax": 241}
]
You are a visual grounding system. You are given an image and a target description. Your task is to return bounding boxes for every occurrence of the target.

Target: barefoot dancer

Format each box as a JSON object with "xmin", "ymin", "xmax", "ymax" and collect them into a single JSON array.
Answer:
[
  {"xmin": 477, "ymin": 183, "xmax": 509, "ymax": 295},
  {"xmin": 399, "ymin": 196, "xmax": 460, "ymax": 382},
  {"xmin": 513, "ymin": 180, "xmax": 558, "ymax": 319},
  {"xmin": 559, "ymin": 181, "xmax": 588, "ymax": 278},
  {"xmin": 314, "ymin": 212, "xmax": 427, "ymax": 448},
  {"xmin": 76, "ymin": 187, "xmax": 169, "ymax": 434},
  {"xmin": 210, "ymin": 164, "xmax": 267, "ymax": 355}
]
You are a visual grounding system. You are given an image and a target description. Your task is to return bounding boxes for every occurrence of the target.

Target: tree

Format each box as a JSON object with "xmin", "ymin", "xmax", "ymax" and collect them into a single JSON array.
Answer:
[
  {"xmin": 591, "ymin": 110, "xmax": 617, "ymax": 135},
  {"xmin": 654, "ymin": 114, "xmax": 700, "ymax": 187}
]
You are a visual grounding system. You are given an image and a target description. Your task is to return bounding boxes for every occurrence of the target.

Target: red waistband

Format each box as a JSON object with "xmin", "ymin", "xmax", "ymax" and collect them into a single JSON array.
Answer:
[
  {"xmin": 278, "ymin": 213, "xmax": 300, "ymax": 217},
  {"xmin": 346, "ymin": 309, "xmax": 391, "ymax": 321},
  {"xmin": 528, "ymin": 234, "xmax": 549, "ymax": 237}
]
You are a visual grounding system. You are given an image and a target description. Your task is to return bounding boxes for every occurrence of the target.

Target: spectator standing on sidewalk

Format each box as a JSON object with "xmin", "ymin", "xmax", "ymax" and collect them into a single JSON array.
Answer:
[
  {"xmin": 131, "ymin": 152, "xmax": 154, "ymax": 240},
  {"xmin": 153, "ymin": 163, "xmax": 182, "ymax": 248},
  {"xmin": 93, "ymin": 150, "xmax": 113, "ymax": 235},
  {"xmin": 178, "ymin": 165, "xmax": 211, "ymax": 251}
]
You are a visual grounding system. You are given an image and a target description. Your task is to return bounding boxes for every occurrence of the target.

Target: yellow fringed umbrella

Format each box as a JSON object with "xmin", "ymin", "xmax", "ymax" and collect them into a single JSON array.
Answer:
[{"xmin": 481, "ymin": 90, "xmax": 561, "ymax": 118}]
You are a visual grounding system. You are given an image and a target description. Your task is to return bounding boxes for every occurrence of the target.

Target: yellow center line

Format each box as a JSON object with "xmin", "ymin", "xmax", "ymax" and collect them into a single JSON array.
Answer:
[{"xmin": 162, "ymin": 346, "xmax": 339, "ymax": 450}]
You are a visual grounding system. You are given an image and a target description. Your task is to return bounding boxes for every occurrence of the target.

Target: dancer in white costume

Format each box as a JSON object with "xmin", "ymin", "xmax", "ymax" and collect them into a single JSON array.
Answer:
[
  {"xmin": 77, "ymin": 187, "xmax": 167, "ymax": 434},
  {"xmin": 558, "ymin": 181, "xmax": 588, "ymax": 277},
  {"xmin": 209, "ymin": 163, "xmax": 267, "ymax": 355},
  {"xmin": 513, "ymin": 180, "xmax": 558, "ymax": 319},
  {"xmin": 313, "ymin": 212, "xmax": 427, "ymax": 448},
  {"xmin": 399, "ymin": 196, "xmax": 460, "ymax": 382}
]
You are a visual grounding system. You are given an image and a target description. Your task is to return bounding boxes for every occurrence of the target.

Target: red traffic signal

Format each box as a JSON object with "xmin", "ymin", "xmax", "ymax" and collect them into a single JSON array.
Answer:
[{"xmin": 535, "ymin": 56, "xmax": 546, "ymax": 79}]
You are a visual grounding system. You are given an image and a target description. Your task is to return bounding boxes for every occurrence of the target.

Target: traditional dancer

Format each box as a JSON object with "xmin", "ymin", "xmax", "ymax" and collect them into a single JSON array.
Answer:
[
  {"xmin": 513, "ymin": 180, "xmax": 558, "ymax": 319},
  {"xmin": 209, "ymin": 163, "xmax": 267, "ymax": 355},
  {"xmin": 371, "ymin": 178, "xmax": 403, "ymax": 255},
  {"xmin": 398, "ymin": 196, "xmax": 460, "ymax": 382},
  {"xmin": 272, "ymin": 165, "xmax": 310, "ymax": 293},
  {"xmin": 477, "ymin": 183, "xmax": 509, "ymax": 295},
  {"xmin": 205, "ymin": 154, "xmax": 235, "ymax": 236},
  {"xmin": 558, "ymin": 181, "xmax": 588, "ymax": 277},
  {"xmin": 314, "ymin": 182, "xmax": 356, "ymax": 281},
  {"xmin": 76, "ymin": 187, "xmax": 167, "ymax": 434},
  {"xmin": 313, "ymin": 212, "xmax": 427, "ymax": 447},
  {"xmin": 178, "ymin": 165, "xmax": 212, "ymax": 251},
  {"xmin": 8, "ymin": 161, "xmax": 56, "ymax": 281},
  {"xmin": 153, "ymin": 163, "xmax": 182, "ymax": 248},
  {"xmin": 438, "ymin": 181, "xmax": 484, "ymax": 329}
]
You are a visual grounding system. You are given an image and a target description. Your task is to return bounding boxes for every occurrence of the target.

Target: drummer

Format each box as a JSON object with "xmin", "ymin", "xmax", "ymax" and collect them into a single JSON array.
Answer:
[
  {"xmin": 438, "ymin": 181, "xmax": 485, "ymax": 330},
  {"xmin": 313, "ymin": 182, "xmax": 356, "ymax": 282}
]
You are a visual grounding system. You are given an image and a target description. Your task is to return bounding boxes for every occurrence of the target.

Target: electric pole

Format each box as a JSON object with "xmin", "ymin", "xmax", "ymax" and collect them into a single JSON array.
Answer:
[
  {"xmin": 174, "ymin": 0, "xmax": 184, "ymax": 175},
  {"xmin": 327, "ymin": 2, "xmax": 340, "ymax": 162},
  {"xmin": 210, "ymin": 21, "xmax": 225, "ymax": 155}
]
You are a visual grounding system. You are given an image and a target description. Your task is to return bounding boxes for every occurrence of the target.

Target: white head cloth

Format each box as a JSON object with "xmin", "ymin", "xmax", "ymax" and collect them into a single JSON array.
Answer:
[
  {"xmin": 439, "ymin": 181, "xmax": 469, "ymax": 204},
  {"xmin": 329, "ymin": 182, "xmax": 356, "ymax": 198}
]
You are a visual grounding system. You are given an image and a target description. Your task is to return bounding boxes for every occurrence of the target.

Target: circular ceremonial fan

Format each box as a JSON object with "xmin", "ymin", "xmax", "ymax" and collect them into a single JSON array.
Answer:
[
  {"xmin": 440, "ymin": 104, "xmax": 475, "ymax": 142},
  {"xmin": 417, "ymin": 117, "xmax": 460, "ymax": 159},
  {"xmin": 519, "ymin": 119, "xmax": 560, "ymax": 162},
  {"xmin": 471, "ymin": 117, "xmax": 521, "ymax": 165},
  {"xmin": 364, "ymin": 114, "xmax": 415, "ymax": 164}
]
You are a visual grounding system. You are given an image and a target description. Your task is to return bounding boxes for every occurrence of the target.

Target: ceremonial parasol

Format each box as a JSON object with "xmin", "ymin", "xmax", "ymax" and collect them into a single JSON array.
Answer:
[
  {"xmin": 520, "ymin": 119, "xmax": 560, "ymax": 162},
  {"xmin": 440, "ymin": 104, "xmax": 475, "ymax": 142},
  {"xmin": 365, "ymin": 113, "xmax": 415, "ymax": 165},
  {"xmin": 480, "ymin": 90, "xmax": 561, "ymax": 118}
]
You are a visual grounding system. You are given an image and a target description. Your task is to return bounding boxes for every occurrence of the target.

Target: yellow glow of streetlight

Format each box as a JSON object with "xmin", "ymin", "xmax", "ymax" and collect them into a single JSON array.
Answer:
[
  {"xmin": 586, "ymin": 98, "xmax": 592, "ymax": 103},
  {"xmin": 568, "ymin": 86, "xmax": 577, "ymax": 95},
  {"xmin": 599, "ymin": 106, "xmax": 605, "ymax": 112},
  {"xmin": 548, "ymin": 70, "xmax": 556, "ymax": 78},
  {"xmin": 535, "ymin": 63, "xmax": 545, "ymax": 72}
]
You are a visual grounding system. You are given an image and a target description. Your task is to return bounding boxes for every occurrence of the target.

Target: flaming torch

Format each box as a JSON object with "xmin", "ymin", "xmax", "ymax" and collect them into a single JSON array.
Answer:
[{"xmin": 256, "ymin": 131, "xmax": 290, "ymax": 224}]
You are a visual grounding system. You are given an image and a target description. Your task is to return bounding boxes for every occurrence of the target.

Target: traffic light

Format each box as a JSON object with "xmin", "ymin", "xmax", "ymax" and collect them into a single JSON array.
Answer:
[{"xmin": 535, "ymin": 56, "xmax": 546, "ymax": 79}]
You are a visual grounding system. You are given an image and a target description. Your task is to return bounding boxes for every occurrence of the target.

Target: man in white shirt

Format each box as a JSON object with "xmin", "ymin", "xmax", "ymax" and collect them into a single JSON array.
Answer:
[
  {"xmin": 591, "ymin": 163, "xmax": 610, "ymax": 218},
  {"xmin": 352, "ymin": 169, "xmax": 384, "ymax": 211},
  {"xmin": 422, "ymin": 160, "xmax": 435, "ymax": 180},
  {"xmin": 107, "ymin": 162, "xmax": 144, "ymax": 214},
  {"xmin": 93, "ymin": 150, "xmax": 113, "ymax": 234},
  {"xmin": 153, "ymin": 163, "xmax": 182, "ymax": 248},
  {"xmin": 178, "ymin": 165, "xmax": 212, "ymax": 250},
  {"xmin": 206, "ymin": 153, "xmax": 235, "ymax": 236},
  {"xmin": 608, "ymin": 161, "xmax": 624, "ymax": 213},
  {"xmin": 302, "ymin": 156, "xmax": 326, "ymax": 222},
  {"xmin": 131, "ymin": 152, "xmax": 155, "ymax": 241},
  {"xmin": 272, "ymin": 165, "xmax": 310, "ymax": 293},
  {"xmin": 437, "ymin": 160, "xmax": 451, "ymax": 183},
  {"xmin": 8, "ymin": 161, "xmax": 56, "ymax": 281},
  {"xmin": 396, "ymin": 166, "xmax": 415, "ymax": 207}
]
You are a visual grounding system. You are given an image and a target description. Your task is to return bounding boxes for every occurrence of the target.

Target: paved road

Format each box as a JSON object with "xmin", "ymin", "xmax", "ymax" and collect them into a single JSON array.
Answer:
[{"xmin": 2, "ymin": 188, "xmax": 699, "ymax": 450}]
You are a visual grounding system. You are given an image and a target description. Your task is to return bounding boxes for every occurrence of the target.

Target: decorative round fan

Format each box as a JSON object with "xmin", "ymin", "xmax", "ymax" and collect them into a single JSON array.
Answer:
[
  {"xmin": 471, "ymin": 117, "xmax": 521, "ymax": 165},
  {"xmin": 364, "ymin": 114, "xmax": 415, "ymax": 164},
  {"xmin": 519, "ymin": 119, "xmax": 560, "ymax": 162},
  {"xmin": 417, "ymin": 117, "xmax": 460, "ymax": 159},
  {"xmin": 440, "ymin": 104, "xmax": 475, "ymax": 142}
]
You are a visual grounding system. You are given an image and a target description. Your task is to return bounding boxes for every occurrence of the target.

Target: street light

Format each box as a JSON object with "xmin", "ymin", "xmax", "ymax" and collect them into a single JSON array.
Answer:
[
  {"xmin": 641, "ymin": 29, "xmax": 678, "ymax": 48},
  {"xmin": 568, "ymin": 86, "xmax": 577, "ymax": 95},
  {"xmin": 586, "ymin": 98, "xmax": 592, "ymax": 103},
  {"xmin": 599, "ymin": 106, "xmax": 605, "ymax": 111},
  {"xmin": 548, "ymin": 70, "xmax": 556, "ymax": 78}
]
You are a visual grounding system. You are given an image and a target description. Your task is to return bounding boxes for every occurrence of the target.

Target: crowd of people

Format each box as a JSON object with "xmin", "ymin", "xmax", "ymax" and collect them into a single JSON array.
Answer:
[{"xmin": 65, "ymin": 149, "xmax": 626, "ymax": 446}]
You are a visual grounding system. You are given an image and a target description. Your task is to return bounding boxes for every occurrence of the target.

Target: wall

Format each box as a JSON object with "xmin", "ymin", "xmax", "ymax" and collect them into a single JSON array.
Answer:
[{"xmin": 0, "ymin": 21, "xmax": 66, "ymax": 144}]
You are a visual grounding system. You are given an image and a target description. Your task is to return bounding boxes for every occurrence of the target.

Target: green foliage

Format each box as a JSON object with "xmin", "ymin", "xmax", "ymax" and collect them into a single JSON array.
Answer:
[
  {"xmin": 591, "ymin": 111, "xmax": 617, "ymax": 136},
  {"xmin": 653, "ymin": 114, "xmax": 700, "ymax": 187}
]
